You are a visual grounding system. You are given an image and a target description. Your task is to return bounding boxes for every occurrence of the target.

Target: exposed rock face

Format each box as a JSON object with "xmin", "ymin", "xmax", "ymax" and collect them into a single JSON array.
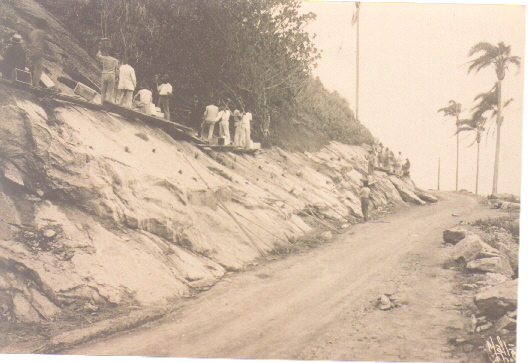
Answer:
[
  {"xmin": 0, "ymin": 85, "xmax": 436, "ymax": 320},
  {"xmin": 443, "ymin": 228, "xmax": 467, "ymax": 245},
  {"xmin": 388, "ymin": 176, "xmax": 426, "ymax": 205},
  {"xmin": 451, "ymin": 234, "xmax": 501, "ymax": 262},
  {"xmin": 474, "ymin": 280, "xmax": 518, "ymax": 319}
]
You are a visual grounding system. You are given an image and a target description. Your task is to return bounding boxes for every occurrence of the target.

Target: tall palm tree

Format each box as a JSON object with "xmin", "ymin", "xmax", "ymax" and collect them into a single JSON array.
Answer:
[
  {"xmin": 467, "ymin": 42, "xmax": 521, "ymax": 194},
  {"xmin": 456, "ymin": 115, "xmax": 485, "ymax": 195},
  {"xmin": 438, "ymin": 100, "xmax": 462, "ymax": 191},
  {"xmin": 458, "ymin": 85, "xmax": 513, "ymax": 195}
]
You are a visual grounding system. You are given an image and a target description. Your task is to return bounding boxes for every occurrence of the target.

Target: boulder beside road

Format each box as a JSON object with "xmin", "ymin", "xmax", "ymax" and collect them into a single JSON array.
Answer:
[
  {"xmin": 451, "ymin": 234, "xmax": 500, "ymax": 262},
  {"xmin": 466, "ymin": 257, "xmax": 514, "ymax": 278},
  {"xmin": 443, "ymin": 228, "xmax": 467, "ymax": 245},
  {"xmin": 474, "ymin": 279, "xmax": 518, "ymax": 319}
]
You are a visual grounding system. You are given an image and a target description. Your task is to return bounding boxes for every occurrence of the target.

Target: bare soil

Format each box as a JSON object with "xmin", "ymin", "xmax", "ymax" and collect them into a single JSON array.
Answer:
[{"xmin": 60, "ymin": 191, "xmax": 505, "ymax": 361}]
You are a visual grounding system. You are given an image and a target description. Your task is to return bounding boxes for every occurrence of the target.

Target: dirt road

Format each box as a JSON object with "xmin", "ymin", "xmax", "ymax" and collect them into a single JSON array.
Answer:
[{"xmin": 65, "ymin": 192, "xmax": 499, "ymax": 361}]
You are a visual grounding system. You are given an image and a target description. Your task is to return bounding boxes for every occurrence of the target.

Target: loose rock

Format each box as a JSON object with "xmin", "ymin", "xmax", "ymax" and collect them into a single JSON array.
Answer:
[
  {"xmin": 379, "ymin": 294, "xmax": 393, "ymax": 310},
  {"xmin": 466, "ymin": 257, "xmax": 514, "ymax": 277},
  {"xmin": 442, "ymin": 228, "xmax": 467, "ymax": 245},
  {"xmin": 474, "ymin": 279, "xmax": 518, "ymax": 319},
  {"xmin": 321, "ymin": 231, "xmax": 333, "ymax": 240},
  {"xmin": 476, "ymin": 322, "xmax": 493, "ymax": 332},
  {"xmin": 451, "ymin": 234, "xmax": 501, "ymax": 263},
  {"xmin": 483, "ymin": 272, "xmax": 511, "ymax": 286},
  {"xmin": 494, "ymin": 314, "xmax": 516, "ymax": 332}
]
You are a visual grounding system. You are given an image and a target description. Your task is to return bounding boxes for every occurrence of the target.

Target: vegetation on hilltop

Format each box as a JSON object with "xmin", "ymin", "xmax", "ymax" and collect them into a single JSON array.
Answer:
[{"xmin": 36, "ymin": 0, "xmax": 373, "ymax": 148}]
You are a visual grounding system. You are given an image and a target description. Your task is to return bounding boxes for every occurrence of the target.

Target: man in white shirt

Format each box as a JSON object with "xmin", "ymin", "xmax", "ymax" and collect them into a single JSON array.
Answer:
[
  {"xmin": 232, "ymin": 109, "xmax": 243, "ymax": 146},
  {"xmin": 117, "ymin": 58, "xmax": 136, "ymax": 108},
  {"xmin": 201, "ymin": 104, "xmax": 220, "ymax": 144},
  {"xmin": 133, "ymin": 85, "xmax": 152, "ymax": 115},
  {"xmin": 157, "ymin": 74, "xmax": 172, "ymax": 120},
  {"xmin": 241, "ymin": 110, "xmax": 252, "ymax": 148},
  {"xmin": 217, "ymin": 106, "xmax": 231, "ymax": 145}
]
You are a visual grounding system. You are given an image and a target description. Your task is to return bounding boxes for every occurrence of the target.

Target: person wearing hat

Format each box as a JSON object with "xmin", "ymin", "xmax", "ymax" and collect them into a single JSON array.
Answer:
[
  {"xmin": 157, "ymin": 74, "xmax": 172, "ymax": 121},
  {"xmin": 1, "ymin": 34, "xmax": 26, "ymax": 81}
]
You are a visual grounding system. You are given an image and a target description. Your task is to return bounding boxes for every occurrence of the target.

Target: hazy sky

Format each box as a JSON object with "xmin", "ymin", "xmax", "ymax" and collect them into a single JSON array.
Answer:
[{"xmin": 301, "ymin": 0, "xmax": 525, "ymax": 196}]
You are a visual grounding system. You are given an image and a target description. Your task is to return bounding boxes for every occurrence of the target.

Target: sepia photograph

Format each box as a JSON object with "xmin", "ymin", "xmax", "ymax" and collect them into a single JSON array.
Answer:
[{"xmin": 0, "ymin": 0, "xmax": 525, "ymax": 362}]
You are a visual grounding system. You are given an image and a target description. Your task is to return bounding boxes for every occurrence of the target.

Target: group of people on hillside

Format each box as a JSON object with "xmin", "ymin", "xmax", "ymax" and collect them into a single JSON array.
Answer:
[
  {"xmin": 201, "ymin": 104, "xmax": 252, "ymax": 148},
  {"xmin": 367, "ymin": 142, "xmax": 410, "ymax": 177},
  {"xmin": 0, "ymin": 20, "xmax": 173, "ymax": 122},
  {"xmin": 1, "ymin": 19, "xmax": 57, "ymax": 87},
  {"xmin": 360, "ymin": 142, "xmax": 412, "ymax": 223},
  {"xmin": 95, "ymin": 49, "xmax": 172, "ymax": 121}
]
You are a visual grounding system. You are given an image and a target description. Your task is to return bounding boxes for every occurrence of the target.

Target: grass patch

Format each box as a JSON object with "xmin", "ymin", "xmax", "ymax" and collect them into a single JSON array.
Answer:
[
  {"xmin": 270, "ymin": 233, "xmax": 326, "ymax": 256},
  {"xmin": 472, "ymin": 215, "xmax": 519, "ymax": 238}
]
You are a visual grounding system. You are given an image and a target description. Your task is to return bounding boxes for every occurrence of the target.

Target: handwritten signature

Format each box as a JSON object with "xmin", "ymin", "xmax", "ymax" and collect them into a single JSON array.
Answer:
[{"xmin": 485, "ymin": 335, "xmax": 516, "ymax": 363}]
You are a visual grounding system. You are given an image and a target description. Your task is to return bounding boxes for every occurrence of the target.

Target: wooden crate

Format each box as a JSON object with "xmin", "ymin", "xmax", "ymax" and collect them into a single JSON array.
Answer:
[
  {"xmin": 15, "ymin": 68, "xmax": 32, "ymax": 85},
  {"xmin": 74, "ymin": 82, "xmax": 98, "ymax": 102}
]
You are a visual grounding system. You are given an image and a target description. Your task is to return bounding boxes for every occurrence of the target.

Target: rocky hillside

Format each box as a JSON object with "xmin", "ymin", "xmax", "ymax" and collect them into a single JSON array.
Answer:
[{"xmin": 0, "ymin": 0, "xmax": 436, "ymax": 323}]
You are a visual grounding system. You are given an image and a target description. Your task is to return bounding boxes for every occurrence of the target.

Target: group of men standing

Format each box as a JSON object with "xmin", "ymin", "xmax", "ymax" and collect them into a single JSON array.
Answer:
[
  {"xmin": 201, "ymin": 104, "xmax": 252, "ymax": 148},
  {"xmin": 368, "ymin": 142, "xmax": 410, "ymax": 177},
  {"xmin": 1, "ymin": 19, "xmax": 56, "ymax": 87},
  {"xmin": 361, "ymin": 142, "xmax": 412, "ymax": 223},
  {"xmin": 95, "ymin": 48, "xmax": 172, "ymax": 121}
]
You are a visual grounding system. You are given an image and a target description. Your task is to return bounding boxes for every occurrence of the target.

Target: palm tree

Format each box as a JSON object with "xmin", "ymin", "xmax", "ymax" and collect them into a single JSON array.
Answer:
[
  {"xmin": 468, "ymin": 42, "xmax": 521, "ymax": 194},
  {"xmin": 456, "ymin": 115, "xmax": 485, "ymax": 195},
  {"xmin": 438, "ymin": 100, "xmax": 462, "ymax": 191},
  {"xmin": 458, "ymin": 85, "xmax": 514, "ymax": 195}
]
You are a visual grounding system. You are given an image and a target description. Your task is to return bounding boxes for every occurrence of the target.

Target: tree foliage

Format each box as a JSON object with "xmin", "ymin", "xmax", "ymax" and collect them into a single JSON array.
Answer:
[
  {"xmin": 37, "ymin": 0, "xmax": 343, "ymax": 143},
  {"xmin": 468, "ymin": 41, "xmax": 521, "ymax": 80}
]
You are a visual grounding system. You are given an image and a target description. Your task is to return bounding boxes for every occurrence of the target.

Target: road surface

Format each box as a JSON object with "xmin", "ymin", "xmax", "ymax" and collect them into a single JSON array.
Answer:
[{"xmin": 65, "ymin": 191, "xmax": 498, "ymax": 361}]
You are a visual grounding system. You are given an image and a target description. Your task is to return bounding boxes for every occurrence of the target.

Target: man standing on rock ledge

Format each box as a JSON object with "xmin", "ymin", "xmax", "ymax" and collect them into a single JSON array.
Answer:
[
  {"xmin": 96, "ymin": 48, "xmax": 118, "ymax": 104},
  {"xmin": 117, "ymin": 58, "xmax": 136, "ymax": 108},
  {"xmin": 29, "ymin": 19, "xmax": 56, "ymax": 87},
  {"xmin": 360, "ymin": 180, "xmax": 371, "ymax": 222}
]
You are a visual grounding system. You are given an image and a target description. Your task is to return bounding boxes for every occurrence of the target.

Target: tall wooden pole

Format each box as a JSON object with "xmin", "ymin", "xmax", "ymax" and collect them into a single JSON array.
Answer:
[
  {"xmin": 476, "ymin": 140, "xmax": 480, "ymax": 195},
  {"xmin": 456, "ymin": 132, "xmax": 459, "ymax": 191},
  {"xmin": 438, "ymin": 157, "xmax": 441, "ymax": 190},
  {"xmin": 355, "ymin": 2, "xmax": 360, "ymax": 121}
]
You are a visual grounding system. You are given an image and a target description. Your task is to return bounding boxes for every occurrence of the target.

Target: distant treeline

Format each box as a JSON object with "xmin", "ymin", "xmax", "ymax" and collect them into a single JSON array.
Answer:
[{"xmin": 37, "ymin": 0, "xmax": 373, "ymax": 148}]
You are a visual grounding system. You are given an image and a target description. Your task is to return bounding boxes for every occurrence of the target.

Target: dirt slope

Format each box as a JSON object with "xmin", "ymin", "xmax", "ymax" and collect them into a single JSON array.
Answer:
[{"xmin": 63, "ymin": 192, "xmax": 500, "ymax": 361}]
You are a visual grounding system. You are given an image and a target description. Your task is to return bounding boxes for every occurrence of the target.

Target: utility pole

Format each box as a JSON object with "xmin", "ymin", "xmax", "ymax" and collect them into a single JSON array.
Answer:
[
  {"xmin": 437, "ymin": 157, "xmax": 441, "ymax": 191},
  {"xmin": 355, "ymin": 1, "xmax": 360, "ymax": 121}
]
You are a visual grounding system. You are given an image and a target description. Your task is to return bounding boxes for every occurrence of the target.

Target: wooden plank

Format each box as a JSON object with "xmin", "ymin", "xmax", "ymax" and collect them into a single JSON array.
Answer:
[
  {"xmin": 0, "ymin": 78, "xmax": 206, "ymax": 145},
  {"xmin": 197, "ymin": 145, "xmax": 260, "ymax": 154},
  {"xmin": 102, "ymin": 102, "xmax": 194, "ymax": 132}
]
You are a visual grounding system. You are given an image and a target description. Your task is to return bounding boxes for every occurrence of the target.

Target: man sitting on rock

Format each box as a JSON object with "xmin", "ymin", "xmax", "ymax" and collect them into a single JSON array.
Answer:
[{"xmin": 133, "ymin": 84, "xmax": 153, "ymax": 116}]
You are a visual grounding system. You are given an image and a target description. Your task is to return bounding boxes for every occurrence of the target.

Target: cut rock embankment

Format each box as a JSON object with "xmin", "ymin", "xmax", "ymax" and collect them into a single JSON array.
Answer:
[{"xmin": 0, "ymin": 82, "xmax": 436, "ymax": 323}]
